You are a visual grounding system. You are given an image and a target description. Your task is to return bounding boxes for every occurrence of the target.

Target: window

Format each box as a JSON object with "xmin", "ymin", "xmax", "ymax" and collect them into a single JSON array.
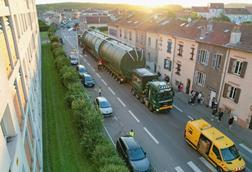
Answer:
[
  {"xmin": 129, "ymin": 31, "xmax": 132, "ymax": 40},
  {"xmin": 108, "ymin": 28, "xmax": 117, "ymax": 37},
  {"xmin": 228, "ymin": 58, "xmax": 248, "ymax": 78},
  {"xmin": 155, "ymin": 39, "xmax": 158, "ymax": 50},
  {"xmin": 148, "ymin": 37, "xmax": 151, "ymax": 46},
  {"xmin": 159, "ymin": 37, "xmax": 163, "ymax": 50},
  {"xmin": 223, "ymin": 83, "xmax": 241, "ymax": 103},
  {"xmin": 164, "ymin": 59, "xmax": 172, "ymax": 71},
  {"xmin": 213, "ymin": 145, "xmax": 221, "ymax": 160},
  {"xmin": 175, "ymin": 63, "xmax": 181, "ymax": 75},
  {"xmin": 167, "ymin": 41, "xmax": 172, "ymax": 53},
  {"xmin": 197, "ymin": 49, "xmax": 209, "ymax": 65},
  {"xmin": 211, "ymin": 54, "xmax": 222, "ymax": 69},
  {"xmin": 190, "ymin": 47, "xmax": 195, "ymax": 60},
  {"xmin": 194, "ymin": 71, "xmax": 206, "ymax": 87},
  {"xmin": 177, "ymin": 44, "xmax": 183, "ymax": 56},
  {"xmin": 119, "ymin": 29, "xmax": 122, "ymax": 37},
  {"xmin": 124, "ymin": 30, "xmax": 127, "ymax": 39}
]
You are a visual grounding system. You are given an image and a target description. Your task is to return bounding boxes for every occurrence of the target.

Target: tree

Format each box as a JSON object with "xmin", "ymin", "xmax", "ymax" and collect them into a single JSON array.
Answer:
[{"xmin": 213, "ymin": 13, "xmax": 231, "ymax": 22}]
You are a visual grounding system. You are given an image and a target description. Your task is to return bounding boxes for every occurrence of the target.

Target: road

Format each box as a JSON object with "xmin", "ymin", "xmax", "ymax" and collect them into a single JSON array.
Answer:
[{"xmin": 59, "ymin": 29, "xmax": 252, "ymax": 172}]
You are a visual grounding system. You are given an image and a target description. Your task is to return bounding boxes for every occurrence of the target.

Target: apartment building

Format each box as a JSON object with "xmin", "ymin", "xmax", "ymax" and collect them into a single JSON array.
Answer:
[
  {"xmin": 0, "ymin": 0, "xmax": 42, "ymax": 172},
  {"xmin": 220, "ymin": 25, "xmax": 252, "ymax": 129},
  {"xmin": 193, "ymin": 22, "xmax": 234, "ymax": 107}
]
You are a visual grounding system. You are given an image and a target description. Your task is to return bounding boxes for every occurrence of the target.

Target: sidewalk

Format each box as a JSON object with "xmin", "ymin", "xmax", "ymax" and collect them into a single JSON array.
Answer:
[{"xmin": 174, "ymin": 90, "xmax": 252, "ymax": 148}]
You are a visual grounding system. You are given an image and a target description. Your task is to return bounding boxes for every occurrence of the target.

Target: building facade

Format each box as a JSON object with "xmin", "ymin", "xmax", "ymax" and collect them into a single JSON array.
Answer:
[{"xmin": 0, "ymin": 0, "xmax": 42, "ymax": 171}]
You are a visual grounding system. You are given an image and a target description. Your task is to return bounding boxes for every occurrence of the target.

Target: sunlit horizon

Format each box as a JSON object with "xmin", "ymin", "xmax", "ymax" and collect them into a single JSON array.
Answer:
[{"xmin": 36, "ymin": 0, "xmax": 252, "ymax": 8}]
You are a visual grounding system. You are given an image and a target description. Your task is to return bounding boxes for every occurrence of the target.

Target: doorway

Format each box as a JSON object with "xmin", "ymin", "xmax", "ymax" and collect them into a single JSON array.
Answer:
[
  {"xmin": 209, "ymin": 90, "xmax": 216, "ymax": 107},
  {"xmin": 186, "ymin": 79, "xmax": 191, "ymax": 94}
]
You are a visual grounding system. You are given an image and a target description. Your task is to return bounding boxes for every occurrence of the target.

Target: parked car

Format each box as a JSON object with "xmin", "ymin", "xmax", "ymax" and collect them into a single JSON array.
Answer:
[
  {"xmin": 94, "ymin": 97, "xmax": 113, "ymax": 117},
  {"xmin": 76, "ymin": 64, "xmax": 87, "ymax": 77},
  {"xmin": 70, "ymin": 54, "xmax": 78, "ymax": 65},
  {"xmin": 116, "ymin": 136, "xmax": 151, "ymax": 172},
  {"xmin": 81, "ymin": 73, "xmax": 95, "ymax": 87}
]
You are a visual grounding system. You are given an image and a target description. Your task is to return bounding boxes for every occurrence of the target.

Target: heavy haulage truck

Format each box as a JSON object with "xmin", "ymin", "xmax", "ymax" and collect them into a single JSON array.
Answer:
[{"xmin": 81, "ymin": 30, "xmax": 174, "ymax": 112}]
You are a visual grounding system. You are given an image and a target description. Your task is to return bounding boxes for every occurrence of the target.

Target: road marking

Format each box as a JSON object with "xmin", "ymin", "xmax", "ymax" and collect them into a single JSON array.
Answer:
[
  {"xmin": 101, "ymin": 79, "xmax": 108, "ymax": 86},
  {"xmin": 199, "ymin": 157, "xmax": 217, "ymax": 172},
  {"xmin": 239, "ymin": 143, "xmax": 252, "ymax": 154},
  {"xmin": 104, "ymin": 126, "xmax": 115, "ymax": 146},
  {"xmin": 187, "ymin": 161, "xmax": 202, "ymax": 172},
  {"xmin": 96, "ymin": 73, "xmax": 101, "ymax": 78},
  {"xmin": 128, "ymin": 110, "xmax": 140, "ymax": 123},
  {"xmin": 143, "ymin": 127, "xmax": 159, "ymax": 144},
  {"xmin": 108, "ymin": 87, "xmax": 116, "ymax": 95},
  {"xmin": 113, "ymin": 116, "xmax": 118, "ymax": 120},
  {"xmin": 117, "ymin": 97, "xmax": 126, "ymax": 107},
  {"xmin": 173, "ymin": 104, "xmax": 183, "ymax": 112},
  {"xmin": 240, "ymin": 152, "xmax": 252, "ymax": 164},
  {"xmin": 174, "ymin": 166, "xmax": 184, "ymax": 172},
  {"xmin": 188, "ymin": 115, "xmax": 194, "ymax": 120}
]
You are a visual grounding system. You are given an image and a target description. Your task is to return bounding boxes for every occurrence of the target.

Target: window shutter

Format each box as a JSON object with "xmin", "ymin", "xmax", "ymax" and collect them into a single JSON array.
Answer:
[
  {"xmin": 234, "ymin": 88, "xmax": 241, "ymax": 103},
  {"xmin": 240, "ymin": 61, "xmax": 247, "ymax": 78},
  {"xmin": 202, "ymin": 74, "xmax": 206, "ymax": 86},
  {"xmin": 205, "ymin": 52, "xmax": 209, "ymax": 66},
  {"xmin": 222, "ymin": 83, "xmax": 229, "ymax": 98},
  {"xmin": 194, "ymin": 71, "xmax": 198, "ymax": 84},
  {"xmin": 169, "ymin": 60, "xmax": 172, "ymax": 71},
  {"xmin": 228, "ymin": 58, "xmax": 235, "ymax": 74}
]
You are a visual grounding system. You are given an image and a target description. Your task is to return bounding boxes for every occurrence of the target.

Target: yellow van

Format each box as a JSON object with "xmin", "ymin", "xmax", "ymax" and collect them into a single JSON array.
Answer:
[{"xmin": 184, "ymin": 118, "xmax": 246, "ymax": 172}]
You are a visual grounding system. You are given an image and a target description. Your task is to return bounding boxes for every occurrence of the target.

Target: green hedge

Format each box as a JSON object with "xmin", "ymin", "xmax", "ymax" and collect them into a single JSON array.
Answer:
[{"xmin": 49, "ymin": 32, "xmax": 128, "ymax": 172}]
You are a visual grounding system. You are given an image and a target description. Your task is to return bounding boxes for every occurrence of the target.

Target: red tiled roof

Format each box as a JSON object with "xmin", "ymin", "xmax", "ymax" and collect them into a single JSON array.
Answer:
[
  {"xmin": 192, "ymin": 7, "xmax": 209, "ymax": 13},
  {"xmin": 209, "ymin": 3, "xmax": 224, "ymax": 9},
  {"xmin": 85, "ymin": 16, "xmax": 110, "ymax": 24},
  {"xmin": 225, "ymin": 8, "xmax": 250, "ymax": 15},
  {"xmin": 226, "ymin": 24, "xmax": 252, "ymax": 52}
]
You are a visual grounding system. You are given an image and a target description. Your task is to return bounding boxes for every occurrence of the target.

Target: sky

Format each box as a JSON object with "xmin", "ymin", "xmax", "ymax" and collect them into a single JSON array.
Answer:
[{"xmin": 36, "ymin": 0, "xmax": 252, "ymax": 7}]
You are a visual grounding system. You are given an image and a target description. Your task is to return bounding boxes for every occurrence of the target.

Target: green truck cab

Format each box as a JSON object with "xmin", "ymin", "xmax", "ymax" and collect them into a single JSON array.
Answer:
[{"xmin": 131, "ymin": 68, "xmax": 174, "ymax": 112}]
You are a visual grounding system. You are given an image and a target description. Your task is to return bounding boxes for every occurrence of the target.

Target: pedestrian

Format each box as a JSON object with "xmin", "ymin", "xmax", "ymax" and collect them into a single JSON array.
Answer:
[
  {"xmin": 228, "ymin": 115, "xmax": 234, "ymax": 129},
  {"xmin": 218, "ymin": 109, "xmax": 224, "ymax": 122},
  {"xmin": 128, "ymin": 129, "xmax": 135, "ymax": 137},
  {"xmin": 179, "ymin": 83, "xmax": 184, "ymax": 92},
  {"xmin": 211, "ymin": 97, "xmax": 216, "ymax": 109},
  {"xmin": 197, "ymin": 92, "xmax": 202, "ymax": 104},
  {"xmin": 98, "ymin": 87, "xmax": 102, "ymax": 96}
]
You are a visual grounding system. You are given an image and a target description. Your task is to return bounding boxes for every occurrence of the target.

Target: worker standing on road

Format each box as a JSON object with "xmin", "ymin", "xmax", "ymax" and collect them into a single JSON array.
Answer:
[
  {"xmin": 128, "ymin": 129, "xmax": 135, "ymax": 137},
  {"xmin": 98, "ymin": 87, "xmax": 102, "ymax": 97}
]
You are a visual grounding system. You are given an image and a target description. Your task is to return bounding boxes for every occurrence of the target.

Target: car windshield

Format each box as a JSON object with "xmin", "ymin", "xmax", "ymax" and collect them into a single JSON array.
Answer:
[
  {"xmin": 79, "ymin": 67, "xmax": 86, "ymax": 73},
  {"xmin": 85, "ymin": 76, "xmax": 93, "ymax": 82},
  {"xmin": 221, "ymin": 145, "xmax": 240, "ymax": 162},
  {"xmin": 128, "ymin": 148, "xmax": 145, "ymax": 161},
  {"xmin": 99, "ymin": 100, "xmax": 111, "ymax": 108},
  {"xmin": 158, "ymin": 90, "xmax": 173, "ymax": 101}
]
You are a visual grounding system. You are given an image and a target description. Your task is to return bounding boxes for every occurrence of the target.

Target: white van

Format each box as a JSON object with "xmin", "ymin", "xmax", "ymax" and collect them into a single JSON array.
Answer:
[{"xmin": 70, "ymin": 54, "xmax": 78, "ymax": 65}]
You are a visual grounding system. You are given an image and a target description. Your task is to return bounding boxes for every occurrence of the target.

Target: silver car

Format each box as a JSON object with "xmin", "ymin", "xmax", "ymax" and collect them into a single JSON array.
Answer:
[{"xmin": 95, "ymin": 97, "xmax": 113, "ymax": 117}]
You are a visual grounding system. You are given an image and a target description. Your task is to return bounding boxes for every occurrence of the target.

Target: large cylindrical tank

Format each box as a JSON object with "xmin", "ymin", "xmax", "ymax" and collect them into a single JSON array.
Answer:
[
  {"xmin": 99, "ymin": 38, "xmax": 145, "ymax": 80},
  {"xmin": 82, "ymin": 30, "xmax": 108, "ymax": 59}
]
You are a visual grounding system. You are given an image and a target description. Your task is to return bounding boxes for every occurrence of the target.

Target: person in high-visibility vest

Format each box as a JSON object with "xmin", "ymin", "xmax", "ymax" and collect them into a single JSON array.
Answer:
[{"xmin": 128, "ymin": 129, "xmax": 135, "ymax": 137}]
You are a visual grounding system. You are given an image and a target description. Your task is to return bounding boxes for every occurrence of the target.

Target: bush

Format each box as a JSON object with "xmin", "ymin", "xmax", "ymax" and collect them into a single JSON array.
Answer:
[
  {"xmin": 81, "ymin": 131, "xmax": 104, "ymax": 156},
  {"xmin": 55, "ymin": 55, "xmax": 70, "ymax": 70},
  {"xmin": 60, "ymin": 66, "xmax": 79, "ymax": 89},
  {"xmin": 51, "ymin": 42, "xmax": 61, "ymax": 51},
  {"xmin": 38, "ymin": 19, "xmax": 49, "ymax": 32},
  {"xmin": 99, "ymin": 164, "xmax": 128, "ymax": 172},
  {"xmin": 51, "ymin": 36, "xmax": 60, "ymax": 43},
  {"xmin": 53, "ymin": 48, "xmax": 66, "ymax": 57}
]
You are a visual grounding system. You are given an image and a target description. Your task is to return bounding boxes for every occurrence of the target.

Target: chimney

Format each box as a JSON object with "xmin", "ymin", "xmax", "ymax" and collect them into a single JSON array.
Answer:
[
  {"xmin": 207, "ymin": 23, "xmax": 213, "ymax": 32},
  {"xmin": 229, "ymin": 25, "xmax": 241, "ymax": 44},
  {"xmin": 200, "ymin": 26, "xmax": 207, "ymax": 39}
]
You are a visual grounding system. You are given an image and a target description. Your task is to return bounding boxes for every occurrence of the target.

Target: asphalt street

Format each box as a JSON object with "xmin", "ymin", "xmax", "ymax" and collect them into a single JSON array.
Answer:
[{"xmin": 59, "ymin": 29, "xmax": 252, "ymax": 172}]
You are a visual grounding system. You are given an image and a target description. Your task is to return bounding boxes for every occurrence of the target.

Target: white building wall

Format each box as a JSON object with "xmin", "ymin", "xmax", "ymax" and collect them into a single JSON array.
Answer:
[
  {"xmin": 0, "ymin": 0, "xmax": 42, "ymax": 171},
  {"xmin": 145, "ymin": 32, "xmax": 158, "ymax": 72},
  {"xmin": 220, "ymin": 49, "xmax": 252, "ymax": 128},
  {"xmin": 172, "ymin": 37, "xmax": 198, "ymax": 93},
  {"xmin": 157, "ymin": 33, "xmax": 175, "ymax": 80}
]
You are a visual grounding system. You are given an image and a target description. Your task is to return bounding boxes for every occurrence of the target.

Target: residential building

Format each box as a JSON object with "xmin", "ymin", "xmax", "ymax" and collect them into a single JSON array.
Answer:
[
  {"xmin": 220, "ymin": 25, "xmax": 252, "ymax": 129},
  {"xmin": 79, "ymin": 15, "xmax": 110, "ymax": 34},
  {"xmin": 208, "ymin": 3, "xmax": 224, "ymax": 18},
  {"xmin": 171, "ymin": 21, "xmax": 200, "ymax": 94},
  {"xmin": 193, "ymin": 22, "xmax": 234, "ymax": 107},
  {"xmin": 0, "ymin": 0, "xmax": 42, "ymax": 171},
  {"xmin": 225, "ymin": 8, "xmax": 252, "ymax": 24}
]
